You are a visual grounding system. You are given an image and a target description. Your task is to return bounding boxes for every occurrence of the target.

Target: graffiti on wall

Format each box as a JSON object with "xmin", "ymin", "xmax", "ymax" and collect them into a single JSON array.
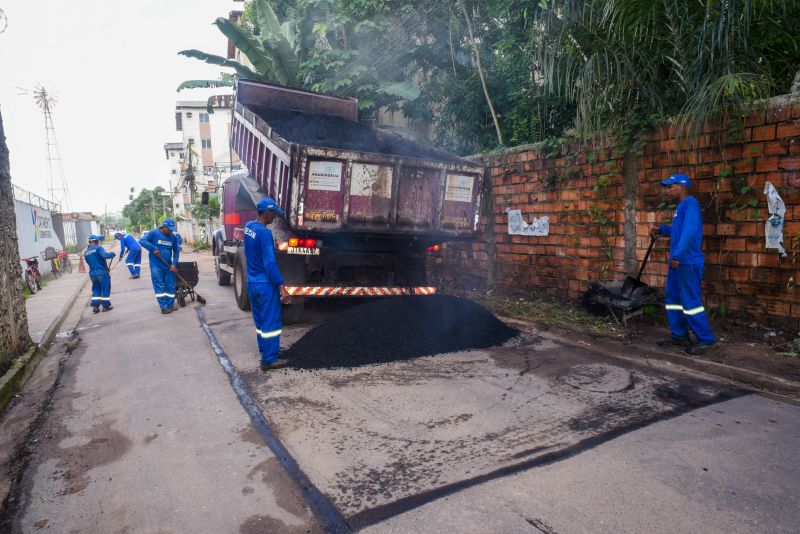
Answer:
[{"xmin": 31, "ymin": 208, "xmax": 54, "ymax": 242}]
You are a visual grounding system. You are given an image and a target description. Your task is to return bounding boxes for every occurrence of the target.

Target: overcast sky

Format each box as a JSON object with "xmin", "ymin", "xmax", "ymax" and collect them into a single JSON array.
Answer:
[{"xmin": 0, "ymin": 0, "xmax": 236, "ymax": 215}]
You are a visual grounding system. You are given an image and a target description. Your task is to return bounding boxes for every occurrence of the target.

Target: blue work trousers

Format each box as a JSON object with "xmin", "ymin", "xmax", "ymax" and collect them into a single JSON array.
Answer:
[
  {"xmin": 665, "ymin": 264, "xmax": 716, "ymax": 344},
  {"xmin": 150, "ymin": 263, "xmax": 176, "ymax": 310},
  {"xmin": 125, "ymin": 249, "xmax": 142, "ymax": 277},
  {"xmin": 90, "ymin": 273, "xmax": 111, "ymax": 309},
  {"xmin": 248, "ymin": 281, "xmax": 282, "ymax": 364}
]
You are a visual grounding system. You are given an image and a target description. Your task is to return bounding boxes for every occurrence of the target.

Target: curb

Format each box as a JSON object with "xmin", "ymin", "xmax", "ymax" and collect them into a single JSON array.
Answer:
[
  {"xmin": 0, "ymin": 278, "xmax": 88, "ymax": 414},
  {"xmin": 499, "ymin": 315, "xmax": 800, "ymax": 397}
]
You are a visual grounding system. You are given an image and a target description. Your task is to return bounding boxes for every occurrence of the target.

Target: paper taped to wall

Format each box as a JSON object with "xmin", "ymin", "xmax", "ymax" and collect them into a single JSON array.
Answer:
[
  {"xmin": 764, "ymin": 181, "xmax": 786, "ymax": 257},
  {"xmin": 507, "ymin": 209, "xmax": 549, "ymax": 236}
]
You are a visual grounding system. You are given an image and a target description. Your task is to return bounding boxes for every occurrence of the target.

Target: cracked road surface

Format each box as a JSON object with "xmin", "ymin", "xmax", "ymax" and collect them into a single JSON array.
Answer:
[{"xmin": 3, "ymin": 250, "xmax": 799, "ymax": 533}]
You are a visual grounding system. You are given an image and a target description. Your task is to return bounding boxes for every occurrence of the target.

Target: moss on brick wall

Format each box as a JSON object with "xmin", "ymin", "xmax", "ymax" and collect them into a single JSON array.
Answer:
[{"xmin": 430, "ymin": 96, "xmax": 800, "ymax": 326}]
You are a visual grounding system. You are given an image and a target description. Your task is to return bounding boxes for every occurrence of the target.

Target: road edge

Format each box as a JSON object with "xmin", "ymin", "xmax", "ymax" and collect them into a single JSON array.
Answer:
[
  {"xmin": 499, "ymin": 315, "xmax": 800, "ymax": 397},
  {"xmin": 0, "ymin": 278, "xmax": 88, "ymax": 414}
]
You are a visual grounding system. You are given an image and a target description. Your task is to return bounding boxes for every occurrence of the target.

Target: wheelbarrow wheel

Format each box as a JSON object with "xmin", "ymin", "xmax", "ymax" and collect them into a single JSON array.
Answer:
[
  {"xmin": 177, "ymin": 291, "xmax": 186, "ymax": 307},
  {"xmin": 190, "ymin": 290, "xmax": 196, "ymax": 302}
]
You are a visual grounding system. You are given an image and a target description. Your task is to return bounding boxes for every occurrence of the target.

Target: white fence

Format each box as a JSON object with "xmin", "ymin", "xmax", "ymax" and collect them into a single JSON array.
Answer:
[
  {"xmin": 176, "ymin": 218, "xmax": 220, "ymax": 247},
  {"xmin": 14, "ymin": 198, "xmax": 64, "ymax": 277}
]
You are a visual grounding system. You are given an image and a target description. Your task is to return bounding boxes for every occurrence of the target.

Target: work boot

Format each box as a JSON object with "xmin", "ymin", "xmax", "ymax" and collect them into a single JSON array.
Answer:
[
  {"xmin": 92, "ymin": 306, "xmax": 100, "ymax": 314},
  {"xmin": 657, "ymin": 336, "xmax": 692, "ymax": 348},
  {"xmin": 260, "ymin": 359, "xmax": 290, "ymax": 372},
  {"xmin": 132, "ymin": 275, "xmax": 140, "ymax": 279},
  {"xmin": 685, "ymin": 342, "xmax": 716, "ymax": 356},
  {"xmin": 102, "ymin": 306, "xmax": 113, "ymax": 312},
  {"xmin": 161, "ymin": 307, "xmax": 173, "ymax": 315}
]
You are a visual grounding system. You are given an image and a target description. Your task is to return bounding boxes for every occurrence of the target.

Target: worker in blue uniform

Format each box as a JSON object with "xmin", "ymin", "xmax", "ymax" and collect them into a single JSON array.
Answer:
[
  {"xmin": 84, "ymin": 235, "xmax": 115, "ymax": 314},
  {"xmin": 244, "ymin": 198, "xmax": 292, "ymax": 371},
  {"xmin": 139, "ymin": 219, "xmax": 181, "ymax": 314},
  {"xmin": 114, "ymin": 231, "xmax": 142, "ymax": 279},
  {"xmin": 652, "ymin": 173, "xmax": 716, "ymax": 355}
]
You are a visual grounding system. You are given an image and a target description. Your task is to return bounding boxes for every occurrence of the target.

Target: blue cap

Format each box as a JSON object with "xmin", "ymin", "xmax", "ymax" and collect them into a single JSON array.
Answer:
[
  {"xmin": 88, "ymin": 235, "xmax": 100, "ymax": 242},
  {"xmin": 257, "ymin": 198, "xmax": 284, "ymax": 215},
  {"xmin": 114, "ymin": 231, "xmax": 123, "ymax": 239},
  {"xmin": 160, "ymin": 218, "xmax": 177, "ymax": 231},
  {"xmin": 660, "ymin": 173, "xmax": 691, "ymax": 188}
]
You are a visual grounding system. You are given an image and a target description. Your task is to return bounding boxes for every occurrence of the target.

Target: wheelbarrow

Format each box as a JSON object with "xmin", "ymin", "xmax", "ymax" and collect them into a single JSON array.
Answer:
[{"xmin": 583, "ymin": 236, "xmax": 661, "ymax": 326}]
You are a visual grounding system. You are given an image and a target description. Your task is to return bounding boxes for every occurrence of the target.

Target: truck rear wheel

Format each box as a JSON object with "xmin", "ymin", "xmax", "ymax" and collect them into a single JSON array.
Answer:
[
  {"xmin": 216, "ymin": 253, "xmax": 231, "ymax": 286},
  {"xmin": 234, "ymin": 251, "xmax": 251, "ymax": 311}
]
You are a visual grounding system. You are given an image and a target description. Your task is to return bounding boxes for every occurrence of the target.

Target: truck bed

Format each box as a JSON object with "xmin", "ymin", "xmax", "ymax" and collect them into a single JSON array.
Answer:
[{"xmin": 230, "ymin": 79, "xmax": 484, "ymax": 240}]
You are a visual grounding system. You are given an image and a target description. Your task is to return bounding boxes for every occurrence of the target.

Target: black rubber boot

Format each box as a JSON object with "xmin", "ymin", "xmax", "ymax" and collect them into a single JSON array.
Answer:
[
  {"xmin": 657, "ymin": 336, "xmax": 692, "ymax": 348},
  {"xmin": 260, "ymin": 359, "xmax": 289, "ymax": 372},
  {"xmin": 92, "ymin": 306, "xmax": 100, "ymax": 314}
]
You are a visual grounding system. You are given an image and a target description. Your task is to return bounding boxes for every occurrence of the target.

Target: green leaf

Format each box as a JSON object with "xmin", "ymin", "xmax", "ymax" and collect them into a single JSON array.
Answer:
[
  {"xmin": 719, "ymin": 167, "xmax": 732, "ymax": 177},
  {"xmin": 212, "ymin": 17, "xmax": 275, "ymax": 79},
  {"xmin": 178, "ymin": 50, "xmax": 259, "ymax": 79},
  {"xmin": 377, "ymin": 80, "xmax": 421, "ymax": 101},
  {"xmin": 176, "ymin": 79, "xmax": 234, "ymax": 92},
  {"xmin": 740, "ymin": 185, "xmax": 751, "ymax": 194},
  {"xmin": 747, "ymin": 198, "xmax": 759, "ymax": 208}
]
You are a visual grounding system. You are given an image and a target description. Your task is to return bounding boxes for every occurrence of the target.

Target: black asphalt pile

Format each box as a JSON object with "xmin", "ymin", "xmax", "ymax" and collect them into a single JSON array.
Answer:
[
  {"xmin": 251, "ymin": 105, "xmax": 466, "ymax": 164},
  {"xmin": 283, "ymin": 295, "xmax": 518, "ymax": 369}
]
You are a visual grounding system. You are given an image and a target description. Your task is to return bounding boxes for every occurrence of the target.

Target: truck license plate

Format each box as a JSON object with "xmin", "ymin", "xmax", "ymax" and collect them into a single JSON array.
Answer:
[{"xmin": 287, "ymin": 247, "xmax": 320, "ymax": 256}]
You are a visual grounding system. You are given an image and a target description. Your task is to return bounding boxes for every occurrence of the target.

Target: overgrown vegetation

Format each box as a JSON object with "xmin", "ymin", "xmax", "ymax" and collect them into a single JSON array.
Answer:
[
  {"xmin": 180, "ymin": 0, "xmax": 799, "ymax": 155},
  {"xmin": 486, "ymin": 295, "xmax": 623, "ymax": 338}
]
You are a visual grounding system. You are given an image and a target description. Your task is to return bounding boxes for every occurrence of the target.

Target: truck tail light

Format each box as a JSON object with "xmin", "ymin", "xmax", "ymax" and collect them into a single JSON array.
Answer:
[
  {"xmin": 303, "ymin": 238, "xmax": 317, "ymax": 248},
  {"xmin": 288, "ymin": 238, "xmax": 300, "ymax": 247},
  {"xmin": 427, "ymin": 244, "xmax": 441, "ymax": 252}
]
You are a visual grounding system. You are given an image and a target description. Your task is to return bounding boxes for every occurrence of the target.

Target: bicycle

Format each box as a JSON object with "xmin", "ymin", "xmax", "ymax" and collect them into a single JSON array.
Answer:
[{"xmin": 19, "ymin": 257, "xmax": 42, "ymax": 294}]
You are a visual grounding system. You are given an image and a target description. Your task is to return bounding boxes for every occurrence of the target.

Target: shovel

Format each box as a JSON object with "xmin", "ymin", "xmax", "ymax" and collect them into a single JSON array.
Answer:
[{"xmin": 620, "ymin": 235, "xmax": 658, "ymax": 298}]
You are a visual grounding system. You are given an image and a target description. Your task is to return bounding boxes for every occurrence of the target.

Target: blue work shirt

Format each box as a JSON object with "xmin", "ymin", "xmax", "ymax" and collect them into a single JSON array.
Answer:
[
  {"xmin": 118, "ymin": 234, "xmax": 141, "ymax": 257},
  {"xmin": 138, "ymin": 228, "xmax": 180, "ymax": 267},
  {"xmin": 243, "ymin": 221, "xmax": 284, "ymax": 285},
  {"xmin": 84, "ymin": 245, "xmax": 114, "ymax": 276},
  {"xmin": 659, "ymin": 196, "xmax": 704, "ymax": 264}
]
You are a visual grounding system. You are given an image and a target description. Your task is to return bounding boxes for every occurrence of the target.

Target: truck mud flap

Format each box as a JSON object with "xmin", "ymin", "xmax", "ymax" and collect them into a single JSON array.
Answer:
[{"xmin": 286, "ymin": 286, "xmax": 437, "ymax": 297}]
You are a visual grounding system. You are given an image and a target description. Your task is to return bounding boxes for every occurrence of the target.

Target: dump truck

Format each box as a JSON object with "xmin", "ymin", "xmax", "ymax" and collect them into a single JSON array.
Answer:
[{"xmin": 211, "ymin": 79, "xmax": 484, "ymax": 322}]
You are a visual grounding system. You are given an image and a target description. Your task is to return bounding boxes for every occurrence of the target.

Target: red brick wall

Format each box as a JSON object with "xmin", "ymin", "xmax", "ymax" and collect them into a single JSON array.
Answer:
[{"xmin": 430, "ymin": 96, "xmax": 800, "ymax": 325}]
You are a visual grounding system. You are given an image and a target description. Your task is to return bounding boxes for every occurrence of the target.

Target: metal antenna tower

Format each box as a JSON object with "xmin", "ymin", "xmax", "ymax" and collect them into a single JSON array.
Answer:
[{"xmin": 33, "ymin": 86, "xmax": 72, "ymax": 212}]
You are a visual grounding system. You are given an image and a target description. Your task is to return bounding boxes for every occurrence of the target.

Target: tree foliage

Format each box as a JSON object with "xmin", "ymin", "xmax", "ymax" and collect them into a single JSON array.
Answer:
[
  {"xmin": 180, "ymin": 0, "xmax": 800, "ymax": 154},
  {"xmin": 122, "ymin": 187, "xmax": 172, "ymax": 232}
]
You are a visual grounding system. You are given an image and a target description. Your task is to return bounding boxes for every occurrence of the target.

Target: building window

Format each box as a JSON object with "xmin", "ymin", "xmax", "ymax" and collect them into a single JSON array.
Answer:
[
  {"xmin": 199, "ymin": 112, "xmax": 210, "ymax": 123},
  {"xmin": 186, "ymin": 112, "xmax": 193, "ymax": 118},
  {"xmin": 171, "ymin": 169, "xmax": 177, "ymax": 174},
  {"xmin": 175, "ymin": 113, "xmax": 182, "ymax": 131},
  {"xmin": 201, "ymin": 139, "xmax": 212, "ymax": 149}
]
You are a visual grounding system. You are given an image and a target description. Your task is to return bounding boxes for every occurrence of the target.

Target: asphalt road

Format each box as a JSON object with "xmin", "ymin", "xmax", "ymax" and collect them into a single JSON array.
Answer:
[{"xmin": 3, "ymin": 249, "xmax": 799, "ymax": 533}]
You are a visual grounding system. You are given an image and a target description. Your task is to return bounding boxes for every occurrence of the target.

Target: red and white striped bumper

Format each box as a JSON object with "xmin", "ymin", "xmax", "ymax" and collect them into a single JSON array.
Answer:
[{"xmin": 285, "ymin": 286, "xmax": 437, "ymax": 297}]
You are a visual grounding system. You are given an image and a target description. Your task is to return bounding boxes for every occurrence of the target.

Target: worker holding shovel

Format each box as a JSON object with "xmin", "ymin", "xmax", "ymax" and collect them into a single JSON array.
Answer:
[
  {"xmin": 114, "ymin": 231, "xmax": 142, "ymax": 279},
  {"xmin": 139, "ymin": 219, "xmax": 181, "ymax": 314},
  {"xmin": 244, "ymin": 198, "xmax": 292, "ymax": 371},
  {"xmin": 84, "ymin": 235, "xmax": 115, "ymax": 313},
  {"xmin": 651, "ymin": 173, "xmax": 716, "ymax": 355}
]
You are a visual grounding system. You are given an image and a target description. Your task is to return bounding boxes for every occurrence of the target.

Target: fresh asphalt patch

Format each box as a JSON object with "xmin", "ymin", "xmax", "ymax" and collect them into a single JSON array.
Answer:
[
  {"xmin": 283, "ymin": 295, "xmax": 518, "ymax": 369},
  {"xmin": 200, "ymin": 291, "xmax": 742, "ymax": 527}
]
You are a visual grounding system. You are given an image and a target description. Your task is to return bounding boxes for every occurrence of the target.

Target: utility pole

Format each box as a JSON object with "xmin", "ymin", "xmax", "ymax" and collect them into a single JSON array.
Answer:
[
  {"xmin": 150, "ymin": 195, "xmax": 156, "ymax": 227},
  {"xmin": 104, "ymin": 203, "xmax": 108, "ymax": 230}
]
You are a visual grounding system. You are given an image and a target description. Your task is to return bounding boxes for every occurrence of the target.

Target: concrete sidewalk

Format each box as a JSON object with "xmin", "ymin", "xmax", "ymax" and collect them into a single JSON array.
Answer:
[
  {"xmin": 3, "ymin": 253, "xmax": 317, "ymax": 533},
  {"xmin": 24, "ymin": 266, "xmax": 86, "ymax": 344}
]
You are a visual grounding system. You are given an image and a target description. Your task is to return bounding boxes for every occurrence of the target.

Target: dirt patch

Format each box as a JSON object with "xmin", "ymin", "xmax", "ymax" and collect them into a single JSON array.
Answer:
[
  {"xmin": 237, "ymin": 426, "xmax": 264, "ymax": 447},
  {"xmin": 283, "ymin": 295, "xmax": 518, "ymax": 369},
  {"xmin": 56, "ymin": 419, "xmax": 132, "ymax": 495},
  {"xmin": 239, "ymin": 514, "xmax": 316, "ymax": 534},
  {"xmin": 247, "ymin": 457, "xmax": 312, "ymax": 520}
]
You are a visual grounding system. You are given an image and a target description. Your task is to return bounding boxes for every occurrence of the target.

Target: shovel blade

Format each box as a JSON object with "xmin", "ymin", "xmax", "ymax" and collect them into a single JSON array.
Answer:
[{"xmin": 620, "ymin": 276, "xmax": 646, "ymax": 298}]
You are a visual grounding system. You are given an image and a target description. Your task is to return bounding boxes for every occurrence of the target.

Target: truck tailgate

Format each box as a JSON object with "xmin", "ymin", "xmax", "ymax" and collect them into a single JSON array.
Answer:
[{"xmin": 298, "ymin": 149, "xmax": 483, "ymax": 237}]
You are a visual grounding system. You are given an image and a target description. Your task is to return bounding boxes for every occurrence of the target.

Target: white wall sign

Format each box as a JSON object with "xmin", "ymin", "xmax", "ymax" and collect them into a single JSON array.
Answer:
[
  {"xmin": 309, "ymin": 161, "xmax": 343, "ymax": 192},
  {"xmin": 507, "ymin": 209, "xmax": 550, "ymax": 236},
  {"xmin": 445, "ymin": 174, "xmax": 474, "ymax": 203},
  {"xmin": 350, "ymin": 163, "xmax": 393, "ymax": 198},
  {"xmin": 14, "ymin": 200, "xmax": 65, "ymax": 276},
  {"xmin": 764, "ymin": 181, "xmax": 787, "ymax": 257}
]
